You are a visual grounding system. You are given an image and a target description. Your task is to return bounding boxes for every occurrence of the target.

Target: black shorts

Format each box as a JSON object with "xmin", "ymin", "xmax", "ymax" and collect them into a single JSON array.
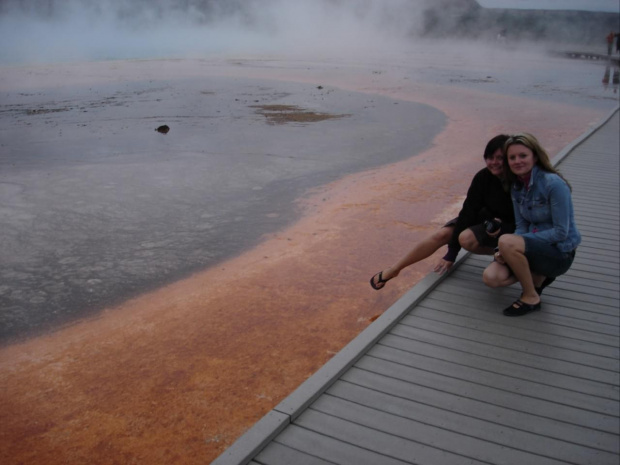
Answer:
[{"xmin": 444, "ymin": 218, "xmax": 499, "ymax": 249}]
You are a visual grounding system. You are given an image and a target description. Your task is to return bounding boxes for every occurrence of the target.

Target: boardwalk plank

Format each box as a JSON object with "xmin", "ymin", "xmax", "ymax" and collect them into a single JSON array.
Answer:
[
  {"xmin": 575, "ymin": 221, "xmax": 620, "ymax": 233},
  {"xmin": 340, "ymin": 369, "xmax": 620, "ymax": 454},
  {"xmin": 254, "ymin": 442, "xmax": 336, "ymax": 465},
  {"xmin": 378, "ymin": 332, "xmax": 619, "ymax": 399},
  {"xmin": 367, "ymin": 343, "xmax": 618, "ymax": 414},
  {"xmin": 294, "ymin": 409, "xmax": 492, "ymax": 465},
  {"xmin": 558, "ymin": 268, "xmax": 620, "ymax": 284},
  {"xmin": 578, "ymin": 219, "xmax": 620, "ymax": 230},
  {"xmin": 391, "ymin": 322, "xmax": 620, "ymax": 385},
  {"xmin": 422, "ymin": 292, "xmax": 620, "ymax": 341},
  {"xmin": 308, "ymin": 396, "xmax": 573, "ymax": 465},
  {"xmin": 320, "ymin": 387, "xmax": 619, "ymax": 465},
  {"xmin": 431, "ymin": 282, "xmax": 620, "ymax": 327},
  {"xmin": 403, "ymin": 305, "xmax": 620, "ymax": 360},
  {"xmin": 433, "ymin": 278, "xmax": 620, "ymax": 322},
  {"xmin": 573, "ymin": 247, "xmax": 620, "ymax": 264},
  {"xmin": 571, "ymin": 258, "xmax": 620, "ymax": 275},
  {"xmin": 353, "ymin": 357, "xmax": 619, "ymax": 433},
  {"xmin": 574, "ymin": 199, "xmax": 620, "ymax": 210},
  {"xmin": 447, "ymin": 273, "xmax": 619, "ymax": 306},
  {"xmin": 273, "ymin": 424, "xmax": 410, "ymax": 465}
]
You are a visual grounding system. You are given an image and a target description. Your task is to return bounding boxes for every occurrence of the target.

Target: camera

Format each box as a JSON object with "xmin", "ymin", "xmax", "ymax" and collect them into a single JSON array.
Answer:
[{"xmin": 484, "ymin": 219, "xmax": 502, "ymax": 235}]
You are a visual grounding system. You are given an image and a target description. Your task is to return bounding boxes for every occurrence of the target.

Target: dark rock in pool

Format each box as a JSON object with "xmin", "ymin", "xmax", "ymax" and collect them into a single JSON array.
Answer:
[{"xmin": 156, "ymin": 125, "xmax": 170, "ymax": 134}]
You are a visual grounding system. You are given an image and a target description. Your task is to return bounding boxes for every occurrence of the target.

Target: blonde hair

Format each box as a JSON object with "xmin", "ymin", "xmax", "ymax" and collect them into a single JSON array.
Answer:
[{"xmin": 503, "ymin": 132, "xmax": 570, "ymax": 188}]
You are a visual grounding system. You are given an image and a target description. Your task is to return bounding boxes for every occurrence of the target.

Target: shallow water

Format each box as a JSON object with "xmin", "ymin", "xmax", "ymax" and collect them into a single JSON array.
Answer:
[
  {"xmin": 1, "ymin": 45, "xmax": 617, "ymax": 341},
  {"xmin": 0, "ymin": 73, "xmax": 445, "ymax": 342}
]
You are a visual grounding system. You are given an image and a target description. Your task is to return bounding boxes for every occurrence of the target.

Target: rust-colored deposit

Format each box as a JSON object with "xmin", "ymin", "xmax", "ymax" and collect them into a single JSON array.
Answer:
[
  {"xmin": 0, "ymin": 59, "xmax": 606, "ymax": 465},
  {"xmin": 251, "ymin": 104, "xmax": 350, "ymax": 124}
]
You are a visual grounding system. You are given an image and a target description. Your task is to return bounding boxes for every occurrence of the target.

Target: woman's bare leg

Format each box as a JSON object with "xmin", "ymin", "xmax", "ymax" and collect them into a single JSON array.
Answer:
[
  {"xmin": 374, "ymin": 226, "xmax": 453, "ymax": 284},
  {"xmin": 483, "ymin": 261, "xmax": 518, "ymax": 288},
  {"xmin": 459, "ymin": 228, "xmax": 495, "ymax": 256},
  {"xmin": 484, "ymin": 261, "xmax": 547, "ymax": 290},
  {"xmin": 498, "ymin": 234, "xmax": 540, "ymax": 305}
]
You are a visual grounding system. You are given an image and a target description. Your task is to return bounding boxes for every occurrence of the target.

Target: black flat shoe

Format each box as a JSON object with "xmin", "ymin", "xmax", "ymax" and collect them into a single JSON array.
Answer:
[
  {"xmin": 535, "ymin": 277, "xmax": 556, "ymax": 296},
  {"xmin": 503, "ymin": 299, "xmax": 541, "ymax": 317}
]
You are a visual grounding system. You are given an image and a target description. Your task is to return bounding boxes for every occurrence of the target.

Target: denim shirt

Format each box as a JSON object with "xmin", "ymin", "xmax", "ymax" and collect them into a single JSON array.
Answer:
[{"xmin": 512, "ymin": 165, "xmax": 581, "ymax": 252}]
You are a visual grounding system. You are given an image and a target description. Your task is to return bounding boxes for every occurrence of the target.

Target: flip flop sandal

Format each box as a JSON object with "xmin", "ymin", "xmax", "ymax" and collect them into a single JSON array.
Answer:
[
  {"xmin": 370, "ymin": 271, "xmax": 392, "ymax": 290},
  {"xmin": 503, "ymin": 299, "xmax": 541, "ymax": 317}
]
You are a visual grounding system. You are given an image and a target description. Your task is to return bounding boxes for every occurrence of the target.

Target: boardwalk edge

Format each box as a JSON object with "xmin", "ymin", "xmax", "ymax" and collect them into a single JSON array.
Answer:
[
  {"xmin": 210, "ymin": 248, "xmax": 470, "ymax": 464},
  {"xmin": 552, "ymin": 105, "xmax": 619, "ymax": 166}
]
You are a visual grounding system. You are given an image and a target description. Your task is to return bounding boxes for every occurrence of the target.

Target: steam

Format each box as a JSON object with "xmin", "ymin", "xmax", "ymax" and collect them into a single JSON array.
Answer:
[
  {"xmin": 0, "ymin": 0, "xmax": 426, "ymax": 64},
  {"xmin": 2, "ymin": 0, "xmax": 616, "ymax": 65}
]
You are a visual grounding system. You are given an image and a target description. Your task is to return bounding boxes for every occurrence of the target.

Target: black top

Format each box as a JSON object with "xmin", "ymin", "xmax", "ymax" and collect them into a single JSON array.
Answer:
[{"xmin": 443, "ymin": 167, "xmax": 515, "ymax": 262}]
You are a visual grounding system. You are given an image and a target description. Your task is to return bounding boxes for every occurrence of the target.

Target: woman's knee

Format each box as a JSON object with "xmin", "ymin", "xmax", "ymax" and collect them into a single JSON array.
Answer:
[
  {"xmin": 459, "ymin": 229, "xmax": 479, "ymax": 251},
  {"xmin": 432, "ymin": 226, "xmax": 452, "ymax": 244},
  {"xmin": 483, "ymin": 267, "xmax": 500, "ymax": 287},
  {"xmin": 483, "ymin": 263, "xmax": 511, "ymax": 288},
  {"xmin": 498, "ymin": 234, "xmax": 523, "ymax": 254}
]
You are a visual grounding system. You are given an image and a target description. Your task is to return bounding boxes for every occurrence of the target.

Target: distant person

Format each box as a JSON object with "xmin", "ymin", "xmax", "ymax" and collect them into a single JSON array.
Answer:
[
  {"xmin": 602, "ymin": 65, "xmax": 611, "ymax": 87},
  {"xmin": 496, "ymin": 28, "xmax": 507, "ymax": 43},
  {"xmin": 483, "ymin": 133, "xmax": 581, "ymax": 316},
  {"xmin": 616, "ymin": 32, "xmax": 620, "ymax": 54},
  {"xmin": 370, "ymin": 134, "xmax": 514, "ymax": 290},
  {"xmin": 606, "ymin": 31, "xmax": 614, "ymax": 55}
]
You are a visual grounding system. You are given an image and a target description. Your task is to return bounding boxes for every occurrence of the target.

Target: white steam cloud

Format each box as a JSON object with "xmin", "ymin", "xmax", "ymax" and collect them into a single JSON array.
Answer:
[{"xmin": 0, "ymin": 0, "xmax": 426, "ymax": 64}]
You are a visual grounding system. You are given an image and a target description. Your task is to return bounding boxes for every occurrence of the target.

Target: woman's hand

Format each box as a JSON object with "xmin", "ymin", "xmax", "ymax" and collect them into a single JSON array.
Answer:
[
  {"xmin": 434, "ymin": 259, "xmax": 454, "ymax": 275},
  {"xmin": 494, "ymin": 250, "xmax": 506, "ymax": 265},
  {"xmin": 486, "ymin": 218, "xmax": 503, "ymax": 238}
]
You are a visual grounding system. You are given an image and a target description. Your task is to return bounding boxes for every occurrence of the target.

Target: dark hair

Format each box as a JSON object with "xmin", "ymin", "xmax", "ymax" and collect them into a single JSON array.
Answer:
[{"xmin": 483, "ymin": 134, "xmax": 510, "ymax": 159}]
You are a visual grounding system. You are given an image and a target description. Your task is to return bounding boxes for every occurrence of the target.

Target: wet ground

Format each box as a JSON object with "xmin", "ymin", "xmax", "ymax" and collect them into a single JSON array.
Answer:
[
  {"xmin": 2, "ymin": 46, "xmax": 617, "ymax": 343},
  {"xmin": 0, "ymin": 45, "xmax": 618, "ymax": 464},
  {"xmin": 0, "ymin": 75, "xmax": 444, "ymax": 342}
]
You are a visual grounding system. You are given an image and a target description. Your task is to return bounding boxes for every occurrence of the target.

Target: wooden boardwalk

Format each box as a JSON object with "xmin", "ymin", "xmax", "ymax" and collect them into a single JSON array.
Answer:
[{"xmin": 213, "ymin": 108, "xmax": 620, "ymax": 465}]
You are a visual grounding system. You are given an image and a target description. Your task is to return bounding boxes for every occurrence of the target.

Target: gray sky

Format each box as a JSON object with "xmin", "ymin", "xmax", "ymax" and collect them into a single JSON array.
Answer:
[{"xmin": 477, "ymin": 0, "xmax": 620, "ymax": 12}]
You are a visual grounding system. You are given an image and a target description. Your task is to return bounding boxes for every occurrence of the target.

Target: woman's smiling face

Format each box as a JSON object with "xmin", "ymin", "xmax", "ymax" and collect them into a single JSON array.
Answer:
[
  {"xmin": 507, "ymin": 143, "xmax": 536, "ymax": 177},
  {"xmin": 485, "ymin": 148, "xmax": 504, "ymax": 178}
]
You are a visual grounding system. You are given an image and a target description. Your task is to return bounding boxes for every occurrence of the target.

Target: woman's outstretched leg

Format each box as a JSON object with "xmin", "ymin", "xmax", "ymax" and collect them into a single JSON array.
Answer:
[{"xmin": 370, "ymin": 226, "xmax": 453, "ymax": 290}]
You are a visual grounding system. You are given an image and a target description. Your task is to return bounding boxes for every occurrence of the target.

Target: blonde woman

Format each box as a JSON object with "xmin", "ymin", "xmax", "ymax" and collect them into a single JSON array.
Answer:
[{"xmin": 483, "ymin": 133, "xmax": 581, "ymax": 316}]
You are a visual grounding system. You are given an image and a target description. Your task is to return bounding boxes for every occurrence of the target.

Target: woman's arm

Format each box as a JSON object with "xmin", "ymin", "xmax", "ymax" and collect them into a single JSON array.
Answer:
[{"xmin": 513, "ymin": 192, "xmax": 528, "ymax": 236}]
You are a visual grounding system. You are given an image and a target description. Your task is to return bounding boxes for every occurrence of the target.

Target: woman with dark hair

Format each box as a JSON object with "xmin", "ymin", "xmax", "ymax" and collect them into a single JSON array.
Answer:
[
  {"xmin": 483, "ymin": 133, "xmax": 581, "ymax": 316},
  {"xmin": 371, "ymin": 134, "xmax": 514, "ymax": 290}
]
